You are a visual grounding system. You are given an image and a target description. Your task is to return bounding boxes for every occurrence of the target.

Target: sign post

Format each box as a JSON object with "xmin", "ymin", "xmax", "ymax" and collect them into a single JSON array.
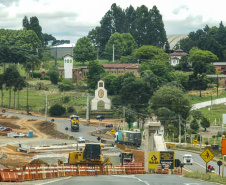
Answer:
[{"xmin": 200, "ymin": 148, "xmax": 215, "ymax": 173}]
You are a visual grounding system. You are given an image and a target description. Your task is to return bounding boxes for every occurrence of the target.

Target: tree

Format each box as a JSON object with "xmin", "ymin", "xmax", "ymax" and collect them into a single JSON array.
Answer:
[
  {"xmin": 151, "ymin": 85, "xmax": 191, "ymax": 119},
  {"xmin": 133, "ymin": 45, "xmax": 169, "ymax": 61},
  {"xmin": 22, "ymin": 15, "xmax": 29, "ymax": 30},
  {"xmin": 73, "ymin": 37, "xmax": 96, "ymax": 65},
  {"xmin": 200, "ymin": 117, "xmax": 210, "ymax": 131},
  {"xmin": 155, "ymin": 107, "xmax": 175, "ymax": 127},
  {"xmin": 47, "ymin": 65, "xmax": 60, "ymax": 85},
  {"xmin": 86, "ymin": 61, "xmax": 106, "ymax": 89},
  {"xmin": 189, "ymin": 49, "xmax": 218, "ymax": 75},
  {"xmin": 24, "ymin": 54, "xmax": 40, "ymax": 79},
  {"xmin": 190, "ymin": 119, "xmax": 199, "ymax": 131},
  {"xmin": 102, "ymin": 74, "xmax": 118, "ymax": 95},
  {"xmin": 49, "ymin": 104, "xmax": 66, "ymax": 116},
  {"xmin": 2, "ymin": 65, "xmax": 21, "ymax": 108},
  {"xmin": 140, "ymin": 70, "xmax": 158, "ymax": 95},
  {"xmin": 104, "ymin": 32, "xmax": 137, "ymax": 60},
  {"xmin": 29, "ymin": 16, "xmax": 44, "ymax": 45},
  {"xmin": 13, "ymin": 76, "xmax": 26, "ymax": 109}
]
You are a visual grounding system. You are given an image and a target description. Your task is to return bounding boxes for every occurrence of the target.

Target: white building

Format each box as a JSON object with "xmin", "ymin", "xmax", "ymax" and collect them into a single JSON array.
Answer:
[
  {"xmin": 63, "ymin": 54, "xmax": 73, "ymax": 79},
  {"xmin": 169, "ymin": 49, "xmax": 188, "ymax": 66}
]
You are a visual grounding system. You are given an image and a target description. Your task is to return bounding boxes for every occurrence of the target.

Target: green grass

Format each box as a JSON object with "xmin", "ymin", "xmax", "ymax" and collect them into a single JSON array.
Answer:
[
  {"xmin": 184, "ymin": 172, "xmax": 226, "ymax": 184},
  {"xmin": 198, "ymin": 104, "xmax": 226, "ymax": 126}
]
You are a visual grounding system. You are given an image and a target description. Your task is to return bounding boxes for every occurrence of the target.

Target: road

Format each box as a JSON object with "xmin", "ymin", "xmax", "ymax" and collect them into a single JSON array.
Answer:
[
  {"xmin": 33, "ymin": 174, "xmax": 218, "ymax": 185},
  {"xmin": 175, "ymin": 150, "xmax": 224, "ymax": 175}
]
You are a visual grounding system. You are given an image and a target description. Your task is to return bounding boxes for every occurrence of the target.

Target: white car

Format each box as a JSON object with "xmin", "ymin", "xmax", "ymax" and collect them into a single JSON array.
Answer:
[
  {"xmin": 77, "ymin": 137, "xmax": 85, "ymax": 143},
  {"xmin": 13, "ymin": 133, "xmax": 28, "ymax": 138},
  {"xmin": 183, "ymin": 154, "xmax": 193, "ymax": 165}
]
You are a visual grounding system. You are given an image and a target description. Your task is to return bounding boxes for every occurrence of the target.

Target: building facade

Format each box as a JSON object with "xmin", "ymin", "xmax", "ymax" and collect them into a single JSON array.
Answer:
[
  {"xmin": 59, "ymin": 63, "xmax": 140, "ymax": 82},
  {"xmin": 169, "ymin": 49, "xmax": 188, "ymax": 66}
]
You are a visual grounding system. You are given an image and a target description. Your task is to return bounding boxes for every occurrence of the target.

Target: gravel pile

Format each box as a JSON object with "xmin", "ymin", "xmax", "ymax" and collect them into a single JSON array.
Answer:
[
  {"xmin": 30, "ymin": 152, "xmax": 69, "ymax": 165},
  {"xmin": 105, "ymin": 147, "xmax": 123, "ymax": 154}
]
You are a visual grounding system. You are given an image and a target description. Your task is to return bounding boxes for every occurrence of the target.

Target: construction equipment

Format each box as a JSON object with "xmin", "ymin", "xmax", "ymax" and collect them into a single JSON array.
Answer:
[
  {"xmin": 120, "ymin": 152, "xmax": 134, "ymax": 165},
  {"xmin": 68, "ymin": 143, "xmax": 112, "ymax": 166},
  {"xmin": 70, "ymin": 115, "xmax": 79, "ymax": 132}
]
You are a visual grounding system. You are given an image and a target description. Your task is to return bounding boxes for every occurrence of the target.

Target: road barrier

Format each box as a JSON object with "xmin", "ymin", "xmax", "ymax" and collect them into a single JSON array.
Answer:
[{"xmin": 0, "ymin": 163, "xmax": 149, "ymax": 182}]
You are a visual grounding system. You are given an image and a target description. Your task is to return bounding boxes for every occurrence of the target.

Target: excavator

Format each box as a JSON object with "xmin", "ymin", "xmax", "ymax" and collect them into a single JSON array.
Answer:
[{"xmin": 68, "ymin": 143, "xmax": 112, "ymax": 168}]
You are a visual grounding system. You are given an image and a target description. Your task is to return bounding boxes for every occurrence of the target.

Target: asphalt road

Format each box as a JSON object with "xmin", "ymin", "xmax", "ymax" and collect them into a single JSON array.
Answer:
[
  {"xmin": 34, "ymin": 175, "xmax": 218, "ymax": 185},
  {"xmin": 175, "ymin": 150, "xmax": 225, "ymax": 175}
]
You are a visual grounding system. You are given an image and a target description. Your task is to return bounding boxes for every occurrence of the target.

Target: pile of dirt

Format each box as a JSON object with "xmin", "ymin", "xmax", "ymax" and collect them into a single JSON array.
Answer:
[
  {"xmin": 34, "ymin": 121, "xmax": 70, "ymax": 139},
  {"xmin": 124, "ymin": 149, "xmax": 144, "ymax": 163}
]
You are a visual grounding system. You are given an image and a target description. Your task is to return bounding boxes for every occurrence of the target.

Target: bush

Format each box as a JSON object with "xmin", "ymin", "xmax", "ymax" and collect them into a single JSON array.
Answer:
[
  {"xmin": 49, "ymin": 104, "xmax": 66, "ymax": 116},
  {"xmin": 68, "ymin": 106, "xmax": 74, "ymax": 113},
  {"xmin": 62, "ymin": 96, "xmax": 70, "ymax": 103},
  {"xmin": 33, "ymin": 72, "xmax": 42, "ymax": 78}
]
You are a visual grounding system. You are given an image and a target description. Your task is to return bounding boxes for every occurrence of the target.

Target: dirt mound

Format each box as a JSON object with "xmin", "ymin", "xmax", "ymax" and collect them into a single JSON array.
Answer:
[{"xmin": 35, "ymin": 121, "xmax": 69, "ymax": 139}]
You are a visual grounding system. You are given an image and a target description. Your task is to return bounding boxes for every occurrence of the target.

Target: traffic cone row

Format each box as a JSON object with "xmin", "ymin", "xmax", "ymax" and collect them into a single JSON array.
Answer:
[
  {"xmin": 163, "ymin": 164, "xmax": 169, "ymax": 174},
  {"xmin": 156, "ymin": 164, "xmax": 162, "ymax": 174}
]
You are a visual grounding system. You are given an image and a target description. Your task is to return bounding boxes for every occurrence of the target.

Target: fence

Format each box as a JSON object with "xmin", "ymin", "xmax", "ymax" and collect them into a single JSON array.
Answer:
[{"xmin": 0, "ymin": 162, "xmax": 145, "ymax": 182}]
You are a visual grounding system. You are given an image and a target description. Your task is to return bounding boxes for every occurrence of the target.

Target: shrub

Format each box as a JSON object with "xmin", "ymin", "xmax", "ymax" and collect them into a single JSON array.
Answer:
[
  {"xmin": 33, "ymin": 72, "xmax": 42, "ymax": 78},
  {"xmin": 49, "ymin": 104, "xmax": 66, "ymax": 116},
  {"xmin": 68, "ymin": 106, "xmax": 74, "ymax": 113},
  {"xmin": 62, "ymin": 96, "xmax": 70, "ymax": 103}
]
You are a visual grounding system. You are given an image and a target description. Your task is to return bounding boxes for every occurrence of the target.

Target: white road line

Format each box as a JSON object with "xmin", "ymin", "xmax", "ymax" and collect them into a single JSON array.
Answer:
[{"xmin": 112, "ymin": 175, "xmax": 150, "ymax": 185}]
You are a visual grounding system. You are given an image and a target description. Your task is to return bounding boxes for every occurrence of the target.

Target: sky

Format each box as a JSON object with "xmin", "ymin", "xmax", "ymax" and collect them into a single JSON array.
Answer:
[{"xmin": 0, "ymin": 0, "xmax": 226, "ymax": 44}]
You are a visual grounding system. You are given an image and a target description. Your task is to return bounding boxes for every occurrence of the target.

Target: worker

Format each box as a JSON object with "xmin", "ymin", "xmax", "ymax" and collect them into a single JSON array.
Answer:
[{"xmin": 208, "ymin": 165, "xmax": 211, "ymax": 170}]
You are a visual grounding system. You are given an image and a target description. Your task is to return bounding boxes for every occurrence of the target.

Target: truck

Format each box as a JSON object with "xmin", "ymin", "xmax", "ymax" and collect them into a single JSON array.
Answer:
[
  {"xmin": 183, "ymin": 154, "xmax": 193, "ymax": 165},
  {"xmin": 70, "ymin": 115, "xmax": 79, "ymax": 132},
  {"xmin": 115, "ymin": 131, "xmax": 142, "ymax": 147}
]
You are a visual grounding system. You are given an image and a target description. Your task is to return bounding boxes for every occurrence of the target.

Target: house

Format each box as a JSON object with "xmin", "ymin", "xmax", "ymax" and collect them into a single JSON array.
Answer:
[
  {"xmin": 213, "ymin": 62, "xmax": 226, "ymax": 72},
  {"xmin": 169, "ymin": 49, "xmax": 188, "ymax": 66},
  {"xmin": 59, "ymin": 63, "xmax": 140, "ymax": 82}
]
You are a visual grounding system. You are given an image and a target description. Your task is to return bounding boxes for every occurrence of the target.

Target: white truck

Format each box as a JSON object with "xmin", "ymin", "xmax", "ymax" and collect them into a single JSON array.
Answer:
[{"xmin": 183, "ymin": 154, "xmax": 193, "ymax": 165}]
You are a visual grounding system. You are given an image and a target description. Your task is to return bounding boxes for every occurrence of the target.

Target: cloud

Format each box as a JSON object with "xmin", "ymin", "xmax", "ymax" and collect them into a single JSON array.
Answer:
[
  {"xmin": 173, "ymin": 5, "xmax": 189, "ymax": 15},
  {"xmin": 164, "ymin": 15, "xmax": 220, "ymax": 35},
  {"xmin": 0, "ymin": 0, "xmax": 20, "ymax": 7}
]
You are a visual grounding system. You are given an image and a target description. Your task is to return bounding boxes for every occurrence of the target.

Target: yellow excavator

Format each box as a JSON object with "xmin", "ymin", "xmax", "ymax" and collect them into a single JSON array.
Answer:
[{"xmin": 68, "ymin": 143, "xmax": 112, "ymax": 166}]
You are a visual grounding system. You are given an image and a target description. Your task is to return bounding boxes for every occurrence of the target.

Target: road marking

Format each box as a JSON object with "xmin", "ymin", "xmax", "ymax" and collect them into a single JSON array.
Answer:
[
  {"xmin": 36, "ymin": 176, "xmax": 71, "ymax": 185},
  {"xmin": 112, "ymin": 175, "xmax": 150, "ymax": 185}
]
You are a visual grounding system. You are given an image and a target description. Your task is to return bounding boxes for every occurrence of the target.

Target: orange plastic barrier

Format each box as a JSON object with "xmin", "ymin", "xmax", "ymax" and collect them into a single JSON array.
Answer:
[
  {"xmin": 0, "ymin": 168, "xmax": 19, "ymax": 182},
  {"xmin": 16, "ymin": 165, "xmax": 24, "ymax": 181},
  {"xmin": 24, "ymin": 166, "xmax": 31, "ymax": 181},
  {"xmin": 156, "ymin": 164, "xmax": 162, "ymax": 174},
  {"xmin": 174, "ymin": 168, "xmax": 178, "ymax": 175},
  {"xmin": 163, "ymin": 164, "xmax": 169, "ymax": 174},
  {"xmin": 178, "ymin": 168, "xmax": 181, "ymax": 175}
]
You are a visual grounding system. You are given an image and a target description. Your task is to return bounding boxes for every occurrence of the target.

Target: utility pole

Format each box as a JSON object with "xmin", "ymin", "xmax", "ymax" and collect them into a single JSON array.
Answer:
[
  {"xmin": 217, "ymin": 73, "xmax": 219, "ymax": 97},
  {"xmin": 123, "ymin": 106, "xmax": 125, "ymax": 130},
  {"xmin": 199, "ymin": 119, "xmax": 201, "ymax": 151},
  {"xmin": 211, "ymin": 93, "xmax": 212, "ymax": 110},
  {"xmin": 86, "ymin": 93, "xmax": 90, "ymax": 125},
  {"xmin": 55, "ymin": 45, "xmax": 57, "ymax": 66},
  {"xmin": 179, "ymin": 115, "xmax": 181, "ymax": 145},
  {"xmin": 45, "ymin": 94, "xmax": 47, "ymax": 121},
  {"xmin": 112, "ymin": 44, "xmax": 114, "ymax": 62},
  {"xmin": 27, "ymin": 83, "xmax": 29, "ymax": 114}
]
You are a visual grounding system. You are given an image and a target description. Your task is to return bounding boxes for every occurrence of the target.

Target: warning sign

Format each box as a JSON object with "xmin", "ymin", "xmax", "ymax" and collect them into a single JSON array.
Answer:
[
  {"xmin": 148, "ymin": 151, "xmax": 175, "ymax": 169},
  {"xmin": 193, "ymin": 139, "xmax": 199, "ymax": 145},
  {"xmin": 148, "ymin": 151, "xmax": 160, "ymax": 169},
  {"xmin": 110, "ymin": 129, "xmax": 115, "ymax": 134},
  {"xmin": 200, "ymin": 148, "xmax": 215, "ymax": 163}
]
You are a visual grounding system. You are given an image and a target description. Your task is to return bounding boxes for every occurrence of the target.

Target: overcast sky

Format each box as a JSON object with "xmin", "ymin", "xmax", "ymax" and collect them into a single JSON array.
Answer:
[{"xmin": 0, "ymin": 0, "xmax": 225, "ymax": 44}]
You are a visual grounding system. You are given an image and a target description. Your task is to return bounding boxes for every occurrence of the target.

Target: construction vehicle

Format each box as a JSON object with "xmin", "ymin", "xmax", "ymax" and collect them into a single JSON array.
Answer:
[
  {"xmin": 120, "ymin": 152, "xmax": 134, "ymax": 165},
  {"xmin": 70, "ymin": 115, "xmax": 79, "ymax": 132},
  {"xmin": 68, "ymin": 143, "xmax": 112, "ymax": 166}
]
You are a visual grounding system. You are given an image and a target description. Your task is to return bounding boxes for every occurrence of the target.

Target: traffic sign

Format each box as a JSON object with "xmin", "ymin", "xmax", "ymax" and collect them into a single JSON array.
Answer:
[
  {"xmin": 193, "ymin": 139, "xmax": 199, "ymax": 145},
  {"xmin": 200, "ymin": 148, "xmax": 215, "ymax": 163},
  {"xmin": 110, "ymin": 129, "xmax": 115, "ymax": 134}
]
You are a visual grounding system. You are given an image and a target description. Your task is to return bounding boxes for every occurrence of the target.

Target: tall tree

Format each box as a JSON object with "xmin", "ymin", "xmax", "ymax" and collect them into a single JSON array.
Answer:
[
  {"xmin": 22, "ymin": 15, "xmax": 29, "ymax": 30},
  {"xmin": 86, "ymin": 61, "xmax": 106, "ymax": 89},
  {"xmin": 29, "ymin": 16, "xmax": 44, "ymax": 45},
  {"xmin": 73, "ymin": 37, "xmax": 96, "ymax": 65},
  {"xmin": 2, "ymin": 65, "xmax": 21, "ymax": 108}
]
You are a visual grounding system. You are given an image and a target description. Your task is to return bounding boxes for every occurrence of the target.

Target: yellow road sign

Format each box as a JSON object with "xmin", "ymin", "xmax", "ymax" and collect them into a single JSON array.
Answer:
[
  {"xmin": 200, "ymin": 148, "xmax": 215, "ymax": 163},
  {"xmin": 110, "ymin": 129, "xmax": 115, "ymax": 134},
  {"xmin": 193, "ymin": 139, "xmax": 199, "ymax": 145},
  {"xmin": 148, "ymin": 151, "xmax": 160, "ymax": 169}
]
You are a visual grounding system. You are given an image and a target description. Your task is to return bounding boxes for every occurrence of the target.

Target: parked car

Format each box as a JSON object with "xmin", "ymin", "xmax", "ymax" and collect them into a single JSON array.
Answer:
[
  {"xmin": 106, "ymin": 123, "xmax": 113, "ymax": 128},
  {"xmin": 1, "ymin": 127, "xmax": 12, "ymax": 132},
  {"xmin": 0, "ymin": 126, "xmax": 6, "ymax": 131},
  {"xmin": 13, "ymin": 133, "xmax": 27, "ymax": 138},
  {"xmin": 77, "ymin": 137, "xmax": 85, "ymax": 143}
]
